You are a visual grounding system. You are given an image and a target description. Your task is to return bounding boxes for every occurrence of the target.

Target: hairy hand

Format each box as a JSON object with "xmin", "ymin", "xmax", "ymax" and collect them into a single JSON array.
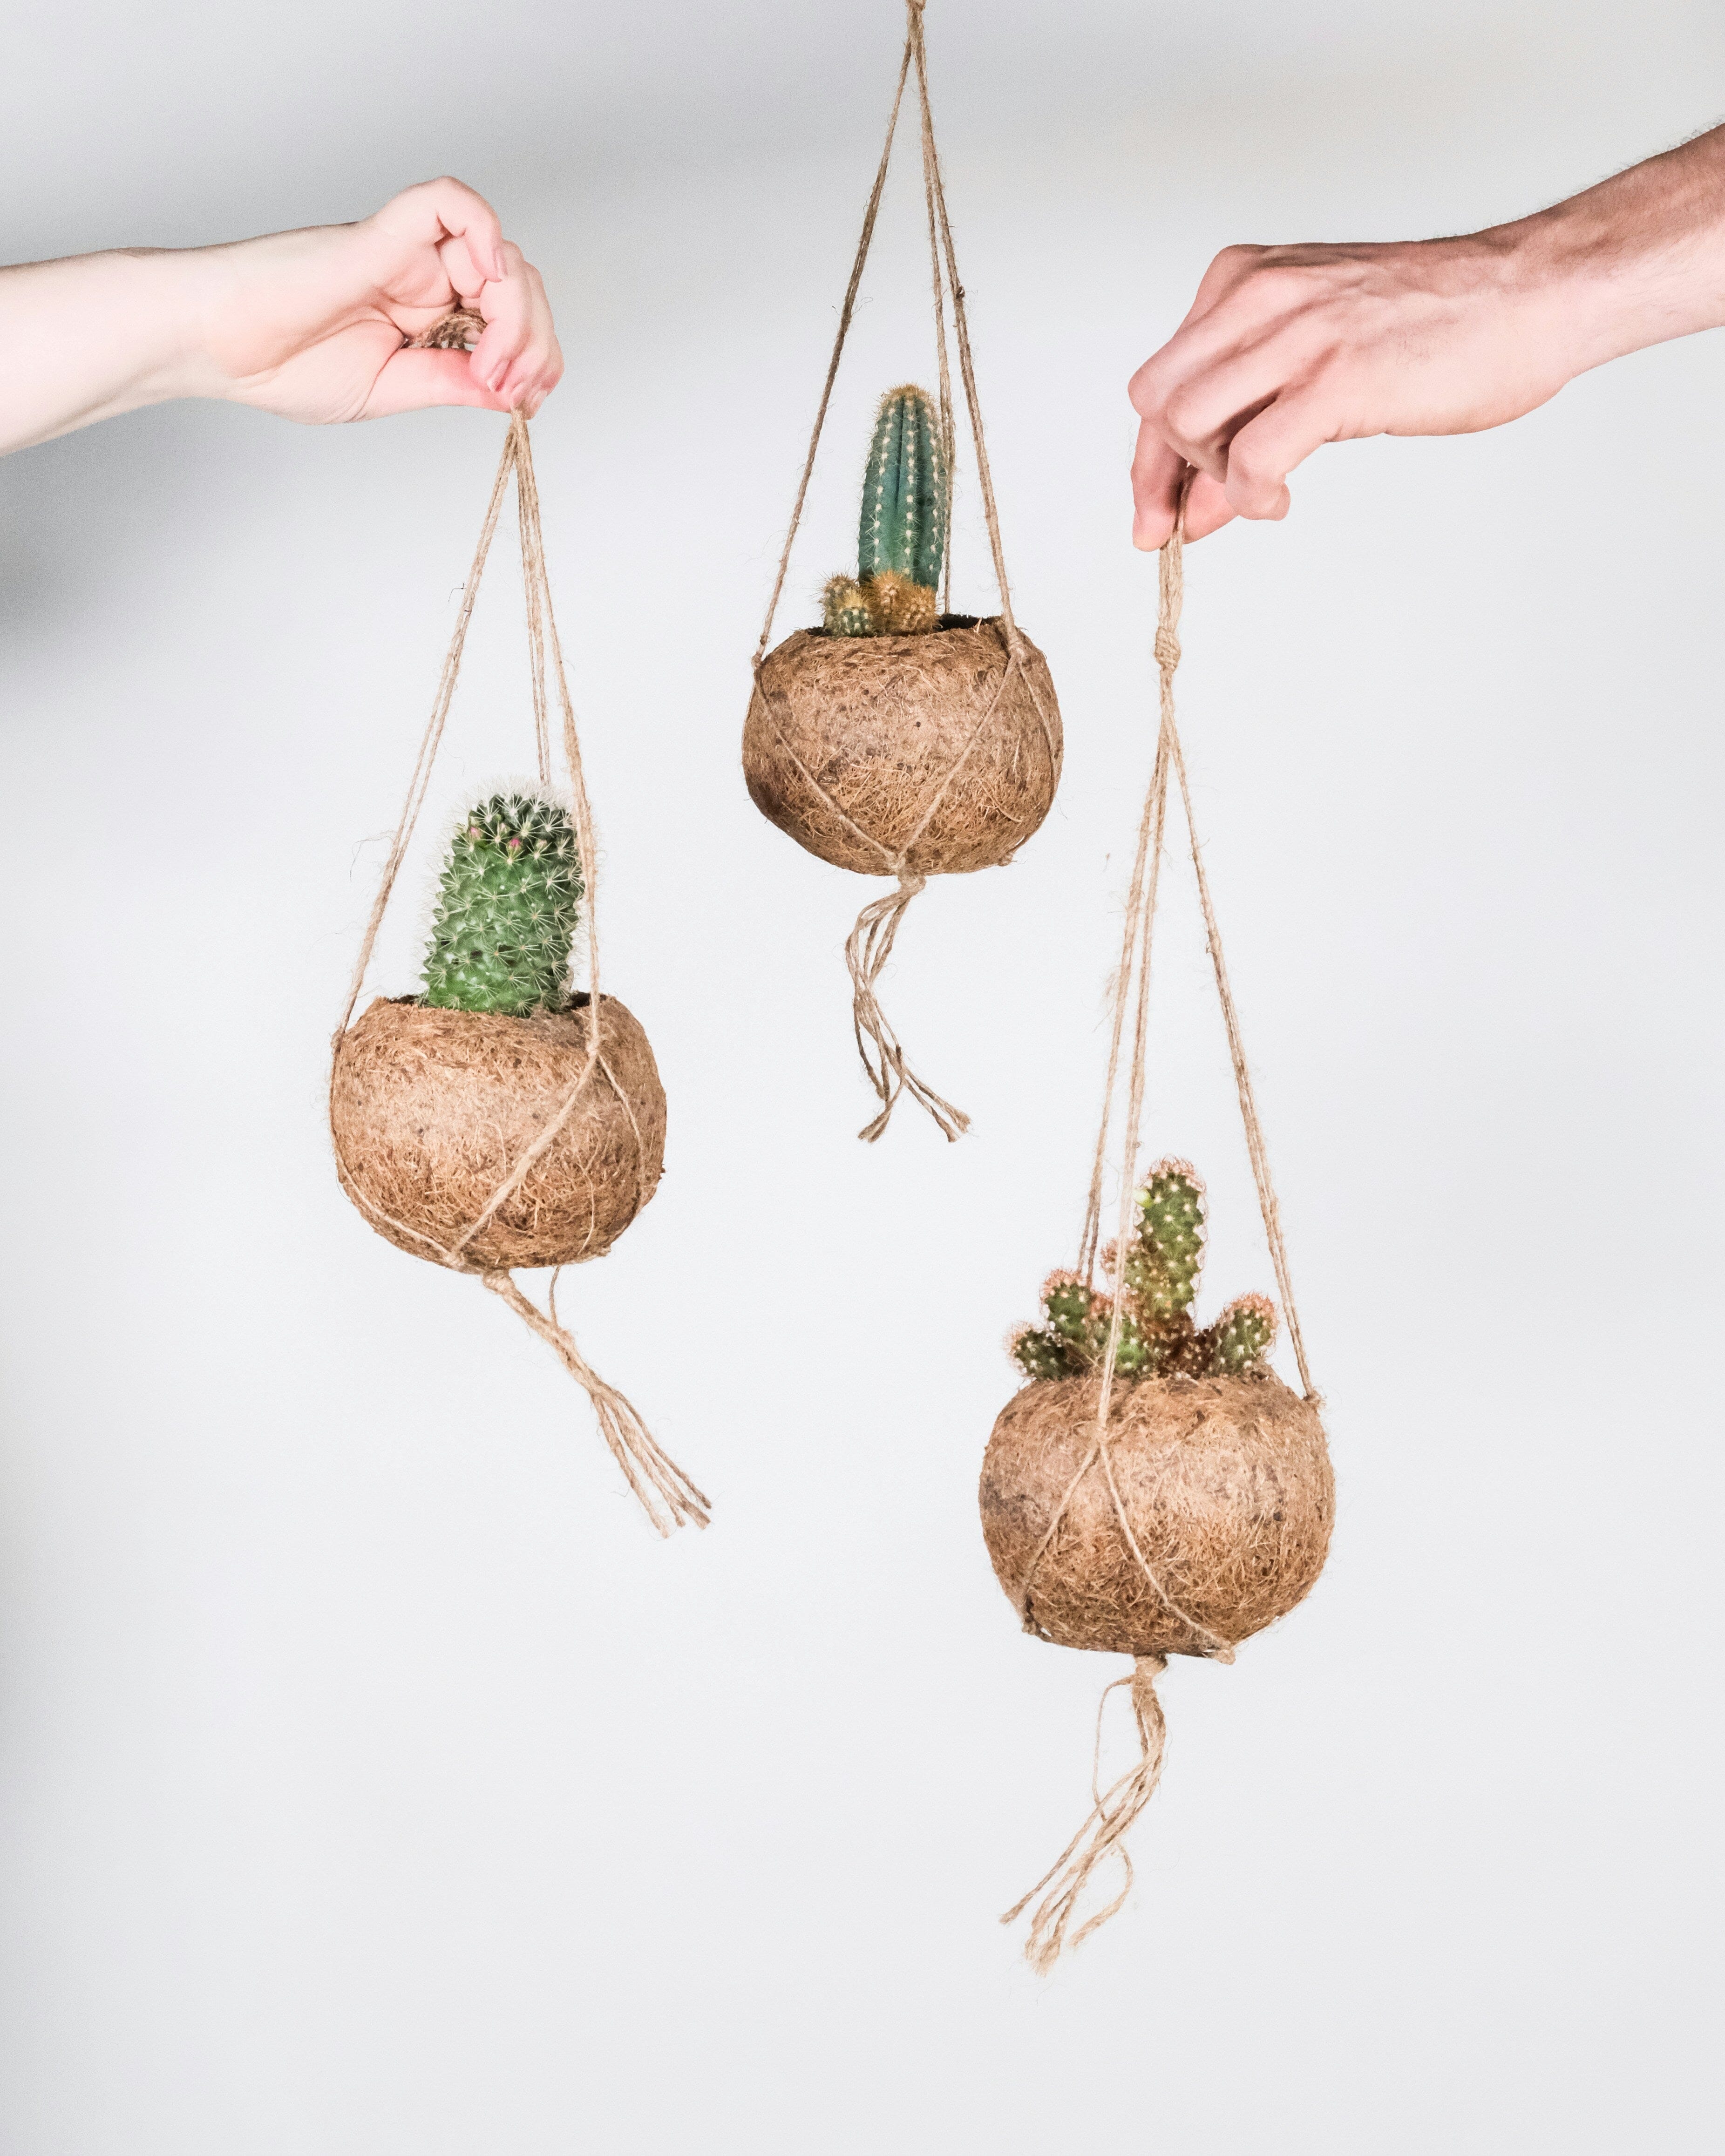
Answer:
[
  {"xmin": 1128, "ymin": 231, "xmax": 1579, "ymax": 547},
  {"xmin": 195, "ymin": 176, "xmax": 563, "ymax": 425}
]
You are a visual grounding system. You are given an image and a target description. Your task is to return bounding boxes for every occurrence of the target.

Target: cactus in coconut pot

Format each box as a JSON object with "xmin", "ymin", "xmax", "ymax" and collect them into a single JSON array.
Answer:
[
  {"xmin": 743, "ymin": 382, "xmax": 1065, "ymax": 1139},
  {"xmin": 330, "ymin": 786, "xmax": 666, "ymax": 1275},
  {"xmin": 746, "ymin": 382, "xmax": 1061, "ymax": 882},
  {"xmin": 981, "ymin": 1156, "xmax": 1333, "ymax": 1665}
]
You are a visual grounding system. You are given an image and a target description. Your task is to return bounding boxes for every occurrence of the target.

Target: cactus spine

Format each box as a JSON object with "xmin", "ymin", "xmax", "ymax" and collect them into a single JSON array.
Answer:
[
  {"xmin": 1007, "ymin": 1159, "xmax": 1279, "ymax": 1385},
  {"xmin": 822, "ymin": 385, "xmax": 947, "ymax": 638},
  {"xmin": 421, "ymin": 791, "xmax": 583, "ymax": 1017}
]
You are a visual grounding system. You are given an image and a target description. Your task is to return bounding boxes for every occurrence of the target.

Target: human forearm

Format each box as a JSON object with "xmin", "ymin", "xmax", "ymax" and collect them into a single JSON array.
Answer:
[
  {"xmin": 1129, "ymin": 122, "xmax": 1725, "ymax": 546},
  {"xmin": 0, "ymin": 180, "xmax": 562, "ymax": 458},
  {"xmin": 0, "ymin": 248, "xmax": 221, "ymax": 453},
  {"xmin": 1518, "ymin": 125, "xmax": 1725, "ymax": 373}
]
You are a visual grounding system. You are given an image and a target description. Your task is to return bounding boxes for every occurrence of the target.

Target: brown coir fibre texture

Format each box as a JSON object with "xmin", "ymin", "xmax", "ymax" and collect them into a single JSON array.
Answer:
[
  {"xmin": 743, "ymin": 617, "xmax": 1062, "ymax": 875},
  {"xmin": 330, "ymin": 994, "xmax": 665, "ymax": 1273},
  {"xmin": 979, "ymin": 1370, "xmax": 1334, "ymax": 1657}
]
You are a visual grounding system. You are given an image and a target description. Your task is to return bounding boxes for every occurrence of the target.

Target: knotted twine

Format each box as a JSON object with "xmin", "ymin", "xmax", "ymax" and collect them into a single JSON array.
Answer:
[
  {"xmin": 749, "ymin": 0, "xmax": 1059, "ymax": 1141},
  {"xmin": 1000, "ymin": 482, "xmax": 1318, "ymax": 1968},
  {"xmin": 329, "ymin": 406, "xmax": 710, "ymax": 1538}
]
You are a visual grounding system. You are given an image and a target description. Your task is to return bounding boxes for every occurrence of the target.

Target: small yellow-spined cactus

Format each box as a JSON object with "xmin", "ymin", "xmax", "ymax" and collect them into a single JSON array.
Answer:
[{"xmin": 822, "ymin": 576, "xmax": 874, "ymax": 637}]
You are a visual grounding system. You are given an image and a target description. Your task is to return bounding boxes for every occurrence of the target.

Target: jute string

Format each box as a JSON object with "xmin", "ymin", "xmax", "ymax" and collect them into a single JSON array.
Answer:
[
  {"xmin": 1001, "ymin": 480, "xmax": 1318, "ymax": 1965},
  {"xmin": 329, "ymin": 407, "xmax": 708, "ymax": 1537},
  {"xmin": 749, "ymin": 0, "xmax": 1059, "ymax": 1140}
]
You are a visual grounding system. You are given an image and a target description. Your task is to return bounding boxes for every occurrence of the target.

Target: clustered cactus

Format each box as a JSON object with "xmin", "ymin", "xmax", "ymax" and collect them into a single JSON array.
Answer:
[
  {"xmin": 822, "ymin": 385, "xmax": 948, "ymax": 638},
  {"xmin": 421, "ymin": 790, "xmax": 583, "ymax": 1016},
  {"xmin": 1009, "ymin": 1160, "xmax": 1278, "ymax": 1384}
]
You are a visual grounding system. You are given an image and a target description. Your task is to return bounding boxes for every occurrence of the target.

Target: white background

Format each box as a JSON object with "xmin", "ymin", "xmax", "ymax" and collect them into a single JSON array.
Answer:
[{"xmin": 3, "ymin": 3, "xmax": 1722, "ymax": 2149}]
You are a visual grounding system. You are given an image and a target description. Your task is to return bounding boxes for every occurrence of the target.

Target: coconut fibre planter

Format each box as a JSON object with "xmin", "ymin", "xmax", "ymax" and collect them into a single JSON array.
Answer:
[
  {"xmin": 985, "ymin": 518, "xmax": 1331, "ymax": 1972},
  {"xmin": 981, "ymin": 1368, "xmax": 1332, "ymax": 1661},
  {"xmin": 329, "ymin": 410, "xmax": 706, "ymax": 1537},
  {"xmin": 331, "ymin": 992, "xmax": 664, "ymax": 1273},
  {"xmin": 745, "ymin": 615, "xmax": 1060, "ymax": 879},
  {"xmin": 745, "ymin": 7, "xmax": 1061, "ymax": 1141}
]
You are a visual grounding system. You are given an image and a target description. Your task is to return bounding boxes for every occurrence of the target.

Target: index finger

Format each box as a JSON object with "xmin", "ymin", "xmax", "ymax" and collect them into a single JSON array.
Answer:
[{"xmin": 369, "ymin": 176, "xmax": 506, "ymax": 288}]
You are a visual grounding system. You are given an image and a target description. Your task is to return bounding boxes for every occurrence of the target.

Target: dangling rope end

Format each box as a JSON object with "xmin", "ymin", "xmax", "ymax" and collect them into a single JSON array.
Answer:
[
  {"xmin": 477, "ymin": 1271, "xmax": 711, "ymax": 1536},
  {"xmin": 1001, "ymin": 1654, "xmax": 1172, "ymax": 1972},
  {"xmin": 845, "ymin": 873, "xmax": 970, "ymax": 1143}
]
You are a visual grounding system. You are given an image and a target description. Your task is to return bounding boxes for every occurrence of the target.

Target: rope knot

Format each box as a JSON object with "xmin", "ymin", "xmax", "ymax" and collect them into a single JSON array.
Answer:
[{"xmin": 1153, "ymin": 628, "xmax": 1182, "ymax": 673}]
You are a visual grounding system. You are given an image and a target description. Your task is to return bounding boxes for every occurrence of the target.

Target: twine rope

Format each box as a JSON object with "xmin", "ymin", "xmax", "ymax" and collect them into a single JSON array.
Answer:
[
  {"xmin": 1002, "ymin": 480, "xmax": 1317, "ymax": 1957},
  {"xmin": 747, "ymin": 0, "xmax": 1054, "ymax": 1139},
  {"xmin": 1000, "ymin": 1655, "xmax": 1168, "ymax": 1973},
  {"xmin": 330, "ymin": 408, "xmax": 708, "ymax": 1537}
]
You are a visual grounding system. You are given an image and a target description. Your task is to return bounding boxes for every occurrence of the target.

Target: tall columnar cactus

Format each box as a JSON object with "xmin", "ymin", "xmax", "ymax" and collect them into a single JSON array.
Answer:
[
  {"xmin": 822, "ymin": 385, "xmax": 947, "ymax": 639},
  {"xmin": 422, "ymin": 790, "xmax": 583, "ymax": 1017},
  {"xmin": 1008, "ymin": 1159, "xmax": 1280, "ymax": 1385}
]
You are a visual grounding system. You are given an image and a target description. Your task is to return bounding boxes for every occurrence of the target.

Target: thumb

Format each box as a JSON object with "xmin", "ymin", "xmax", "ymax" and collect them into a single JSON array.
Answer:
[{"xmin": 361, "ymin": 346, "xmax": 513, "ymax": 420}]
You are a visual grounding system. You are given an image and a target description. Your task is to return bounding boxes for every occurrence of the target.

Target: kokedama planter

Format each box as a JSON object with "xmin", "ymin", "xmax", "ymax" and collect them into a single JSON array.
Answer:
[
  {"xmin": 744, "ymin": 615, "xmax": 1062, "ymax": 876},
  {"xmin": 979, "ymin": 1369, "xmax": 1334, "ymax": 1658},
  {"xmin": 331, "ymin": 992, "xmax": 665, "ymax": 1273}
]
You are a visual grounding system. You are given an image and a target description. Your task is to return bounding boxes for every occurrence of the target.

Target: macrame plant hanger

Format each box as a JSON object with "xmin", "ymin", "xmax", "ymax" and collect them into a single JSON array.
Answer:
[
  {"xmin": 1001, "ymin": 486, "xmax": 1319, "ymax": 1970},
  {"xmin": 751, "ymin": 0, "xmax": 1058, "ymax": 1141},
  {"xmin": 330, "ymin": 411, "xmax": 710, "ymax": 1538}
]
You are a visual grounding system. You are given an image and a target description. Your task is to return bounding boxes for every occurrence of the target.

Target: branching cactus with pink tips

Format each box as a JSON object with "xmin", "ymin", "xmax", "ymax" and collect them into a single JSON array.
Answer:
[{"xmin": 1008, "ymin": 1160, "xmax": 1279, "ymax": 1384}]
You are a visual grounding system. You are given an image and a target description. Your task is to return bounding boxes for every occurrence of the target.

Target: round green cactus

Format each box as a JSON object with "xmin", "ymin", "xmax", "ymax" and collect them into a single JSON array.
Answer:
[{"xmin": 422, "ymin": 791, "xmax": 583, "ymax": 1017}]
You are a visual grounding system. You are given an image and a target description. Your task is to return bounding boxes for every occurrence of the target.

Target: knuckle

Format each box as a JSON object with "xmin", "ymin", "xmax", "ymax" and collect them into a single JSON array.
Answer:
[
  {"xmin": 1127, "ymin": 357, "xmax": 1166, "ymax": 416},
  {"xmin": 1161, "ymin": 387, "xmax": 1208, "ymax": 444}
]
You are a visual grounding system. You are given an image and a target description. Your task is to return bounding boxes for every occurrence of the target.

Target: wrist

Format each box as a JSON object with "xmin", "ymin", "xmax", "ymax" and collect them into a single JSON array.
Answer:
[{"xmin": 1504, "ymin": 149, "xmax": 1725, "ymax": 380}]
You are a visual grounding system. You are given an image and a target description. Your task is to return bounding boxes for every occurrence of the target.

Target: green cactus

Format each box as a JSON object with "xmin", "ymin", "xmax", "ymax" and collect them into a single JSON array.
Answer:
[
  {"xmin": 860, "ymin": 384, "xmax": 947, "ymax": 590},
  {"xmin": 821, "ymin": 385, "xmax": 947, "ymax": 638},
  {"xmin": 422, "ymin": 790, "xmax": 583, "ymax": 1017},
  {"xmin": 1010, "ymin": 1325, "xmax": 1073, "ymax": 1383},
  {"xmin": 822, "ymin": 576, "xmax": 874, "ymax": 638},
  {"xmin": 1041, "ymin": 1272, "xmax": 1094, "ymax": 1350},
  {"xmin": 1201, "ymin": 1294, "xmax": 1278, "ymax": 1376},
  {"xmin": 1122, "ymin": 1159, "xmax": 1208, "ymax": 1321},
  {"xmin": 1008, "ymin": 1162, "xmax": 1278, "ymax": 1387}
]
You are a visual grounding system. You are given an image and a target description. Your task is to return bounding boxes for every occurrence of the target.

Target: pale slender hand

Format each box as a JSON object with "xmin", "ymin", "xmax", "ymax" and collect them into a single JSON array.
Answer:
[
  {"xmin": 1129, "ymin": 124, "xmax": 1725, "ymax": 546},
  {"xmin": 0, "ymin": 177, "xmax": 563, "ymax": 455}
]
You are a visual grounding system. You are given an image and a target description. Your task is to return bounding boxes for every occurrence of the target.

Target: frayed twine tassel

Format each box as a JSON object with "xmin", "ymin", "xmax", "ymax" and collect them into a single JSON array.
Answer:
[
  {"xmin": 479, "ymin": 1270, "xmax": 711, "ymax": 1537},
  {"xmin": 1002, "ymin": 1654, "xmax": 1168, "ymax": 1973},
  {"xmin": 845, "ymin": 873, "xmax": 970, "ymax": 1144}
]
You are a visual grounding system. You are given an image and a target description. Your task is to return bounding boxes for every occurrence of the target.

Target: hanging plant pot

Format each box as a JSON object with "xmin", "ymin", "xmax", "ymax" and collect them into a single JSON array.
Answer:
[
  {"xmin": 744, "ymin": 7, "xmax": 1062, "ymax": 1141},
  {"xmin": 331, "ymin": 992, "xmax": 665, "ymax": 1273},
  {"xmin": 981, "ymin": 1369, "xmax": 1333, "ymax": 1658},
  {"xmin": 744, "ymin": 615, "xmax": 1059, "ymax": 876},
  {"xmin": 328, "ymin": 411, "xmax": 706, "ymax": 1538},
  {"xmin": 985, "ymin": 522, "xmax": 1331, "ymax": 1970}
]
